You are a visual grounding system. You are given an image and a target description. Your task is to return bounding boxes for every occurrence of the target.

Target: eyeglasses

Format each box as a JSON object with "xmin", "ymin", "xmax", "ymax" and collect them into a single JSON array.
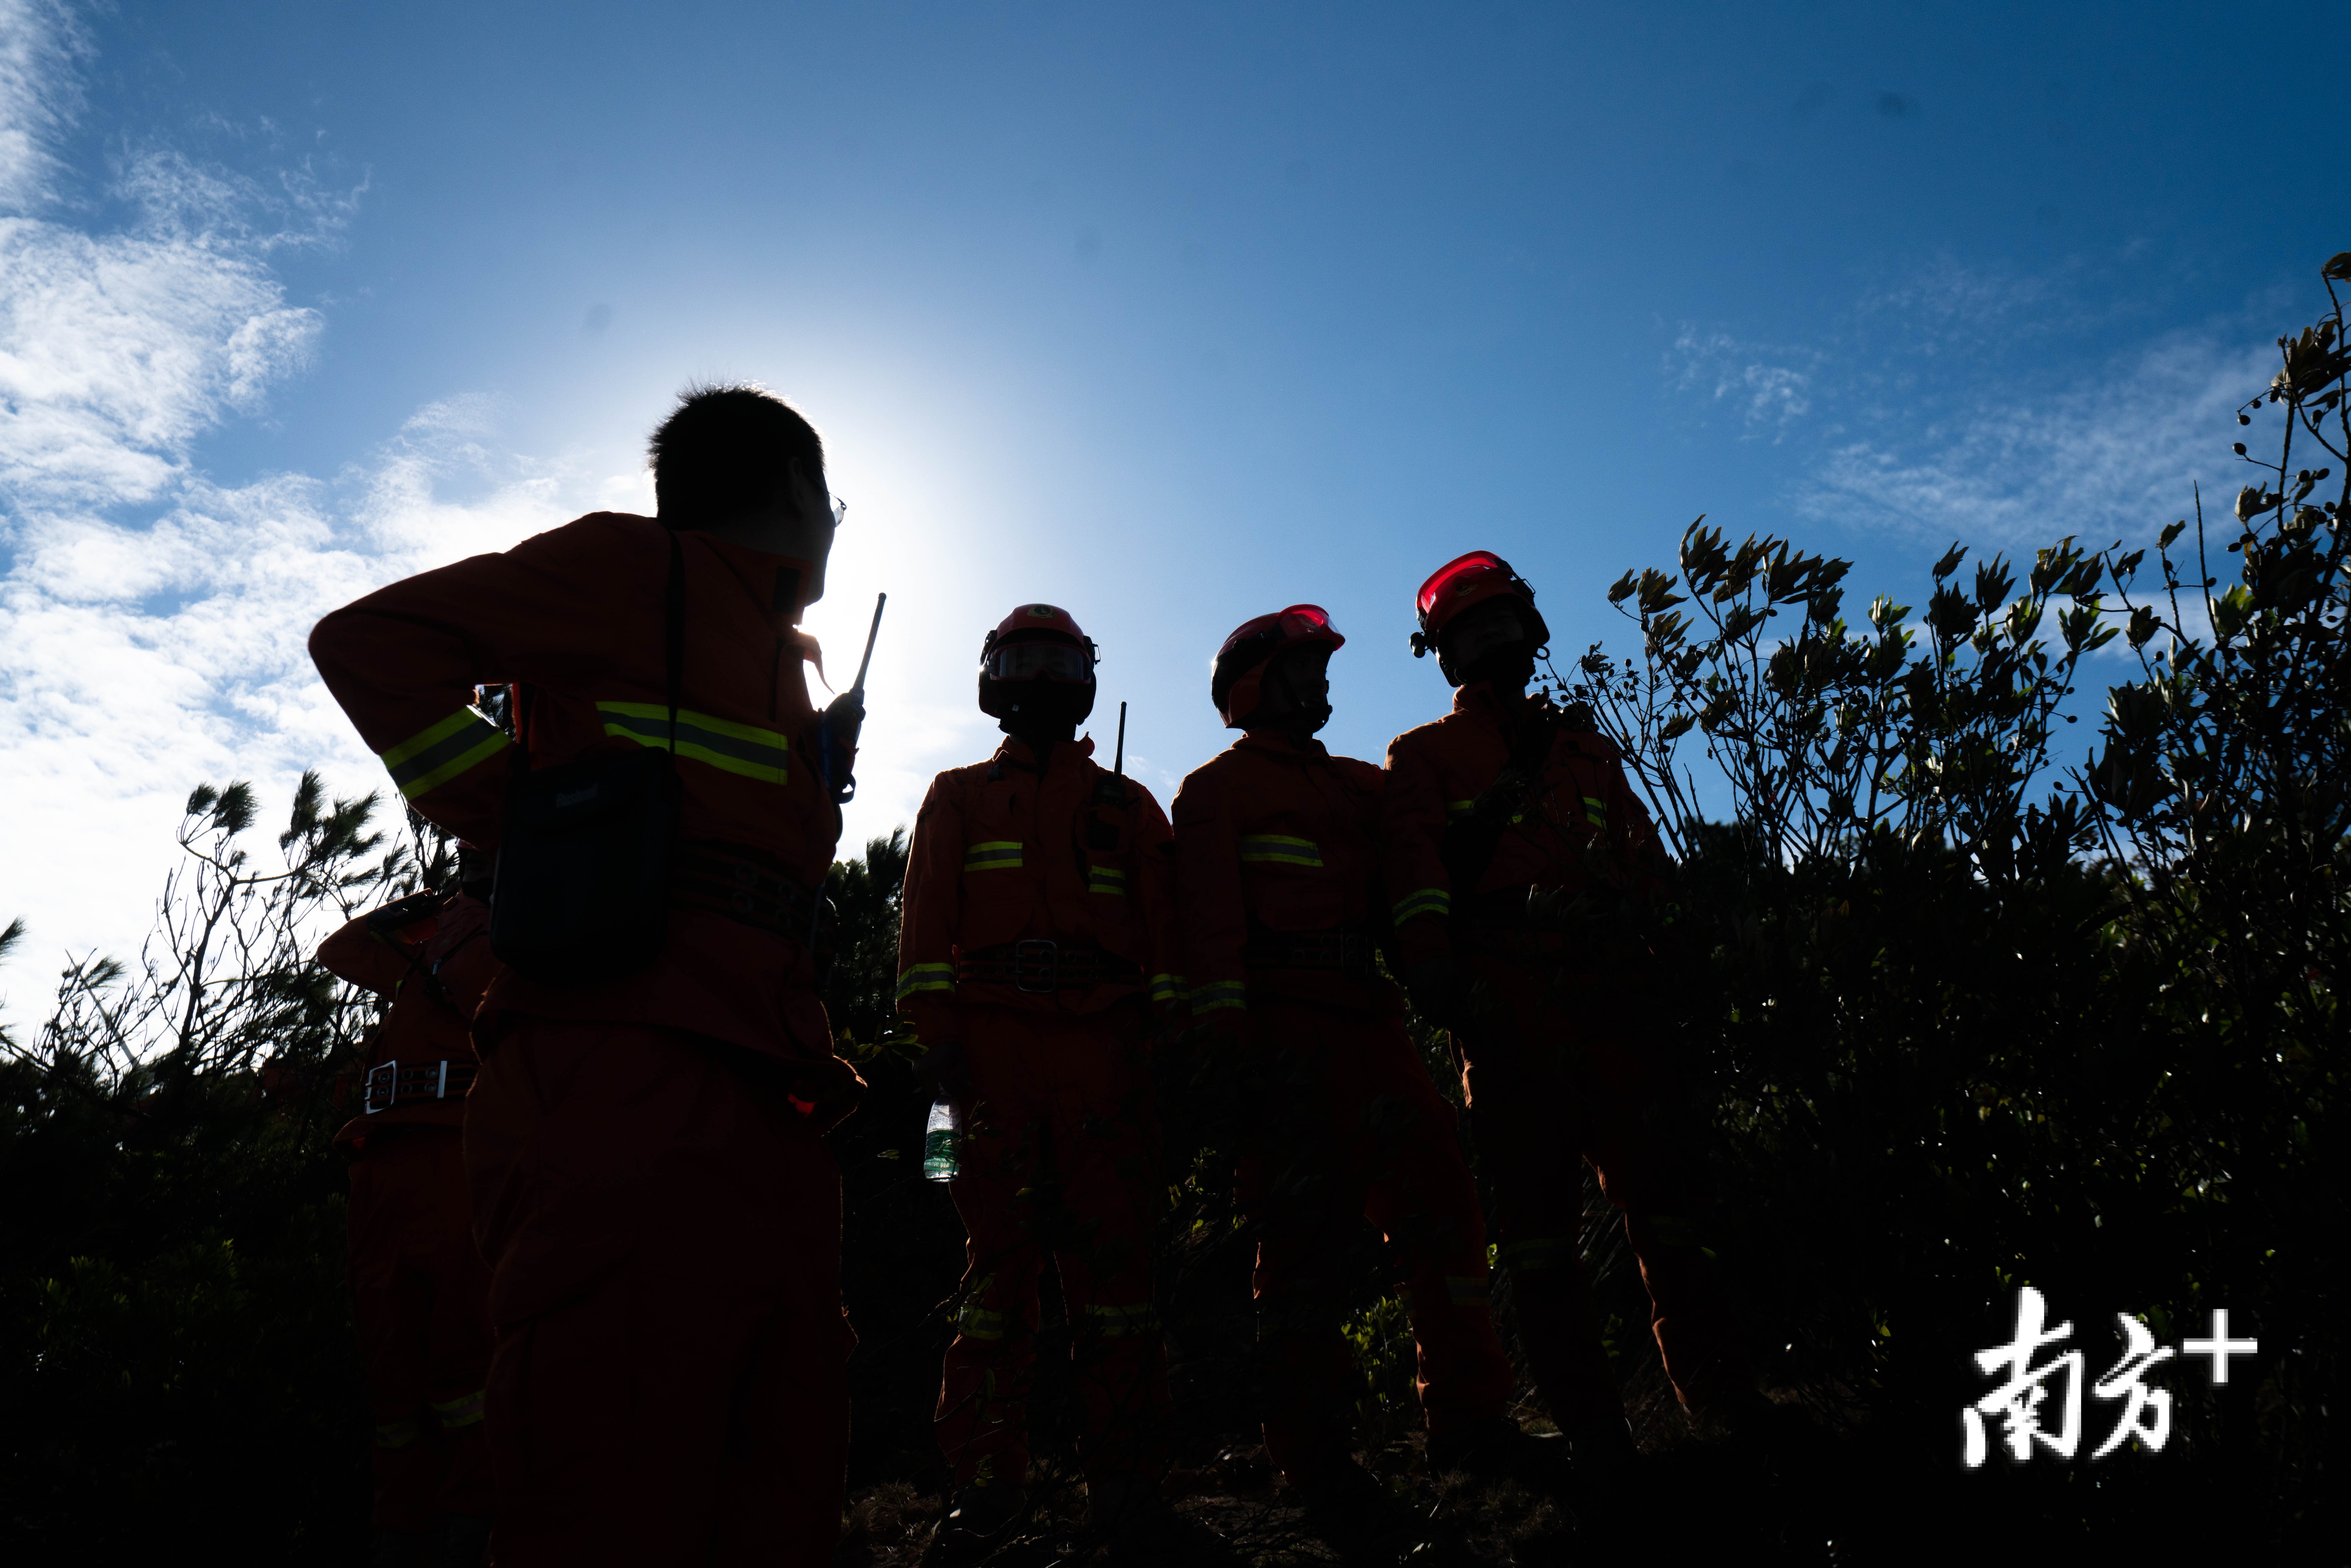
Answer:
[{"xmin": 983, "ymin": 641, "xmax": 1094, "ymax": 682}]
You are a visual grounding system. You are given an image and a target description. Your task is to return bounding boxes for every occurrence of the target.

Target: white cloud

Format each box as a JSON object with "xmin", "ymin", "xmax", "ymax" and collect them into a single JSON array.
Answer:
[
  {"xmin": 0, "ymin": 0, "xmax": 85, "ymax": 213},
  {"xmin": 1796, "ymin": 333, "xmax": 2272, "ymax": 549},
  {"xmin": 1666, "ymin": 327, "xmax": 1816, "ymax": 439},
  {"xmin": 0, "ymin": 4, "xmax": 568, "ymax": 985}
]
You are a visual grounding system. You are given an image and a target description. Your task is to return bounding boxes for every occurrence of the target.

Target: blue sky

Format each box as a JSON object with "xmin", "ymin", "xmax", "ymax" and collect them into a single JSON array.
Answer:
[{"xmin": 2, "ymin": 0, "xmax": 2344, "ymax": 978}]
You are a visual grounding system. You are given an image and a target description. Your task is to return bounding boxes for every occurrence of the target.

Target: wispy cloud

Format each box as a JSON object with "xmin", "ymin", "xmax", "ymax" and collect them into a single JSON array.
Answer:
[
  {"xmin": 1665, "ymin": 327, "xmax": 1817, "ymax": 440},
  {"xmin": 1668, "ymin": 254, "xmax": 2280, "ymax": 552},
  {"xmin": 0, "ymin": 4, "xmax": 585, "ymax": 977},
  {"xmin": 1798, "ymin": 332, "xmax": 2272, "ymax": 547}
]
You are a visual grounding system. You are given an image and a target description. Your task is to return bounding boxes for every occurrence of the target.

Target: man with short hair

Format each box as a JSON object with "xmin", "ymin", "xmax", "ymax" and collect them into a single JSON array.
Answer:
[
  {"xmin": 1173, "ymin": 606, "xmax": 1528, "ymax": 1528},
  {"xmin": 1384, "ymin": 550, "xmax": 1757, "ymax": 1469},
  {"xmin": 310, "ymin": 385, "xmax": 866, "ymax": 1566}
]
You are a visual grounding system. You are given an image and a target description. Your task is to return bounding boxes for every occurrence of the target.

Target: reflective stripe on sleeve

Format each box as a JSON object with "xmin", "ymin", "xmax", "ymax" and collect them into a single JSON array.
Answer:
[
  {"xmin": 1391, "ymin": 887, "xmax": 1451, "ymax": 924},
  {"xmin": 895, "ymin": 962, "xmax": 956, "ymax": 1002},
  {"xmin": 1081, "ymin": 1301, "xmax": 1160, "ymax": 1337},
  {"xmin": 1146, "ymin": 973, "xmax": 1184, "ymax": 1005},
  {"xmin": 380, "ymin": 708, "xmax": 511, "ymax": 802},
  {"xmin": 1583, "ymin": 795, "xmax": 1608, "ymax": 829},
  {"xmin": 1238, "ymin": 834, "xmax": 1323, "ymax": 867},
  {"xmin": 1087, "ymin": 864, "xmax": 1128, "ymax": 895},
  {"xmin": 596, "ymin": 702, "xmax": 789, "ymax": 784},
  {"xmin": 1190, "ymin": 979, "xmax": 1246, "ymax": 1013},
  {"xmin": 374, "ymin": 1416, "xmax": 424, "ymax": 1450},
  {"xmin": 431, "ymin": 1389, "xmax": 487, "ymax": 1430},
  {"xmin": 1445, "ymin": 799, "xmax": 1475, "ymax": 821},
  {"xmin": 963, "ymin": 840, "xmax": 1024, "ymax": 871}
]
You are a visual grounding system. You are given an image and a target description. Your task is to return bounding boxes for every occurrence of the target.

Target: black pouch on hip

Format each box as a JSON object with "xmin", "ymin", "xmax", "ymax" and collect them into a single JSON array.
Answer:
[{"xmin": 489, "ymin": 533, "xmax": 687, "ymax": 986}]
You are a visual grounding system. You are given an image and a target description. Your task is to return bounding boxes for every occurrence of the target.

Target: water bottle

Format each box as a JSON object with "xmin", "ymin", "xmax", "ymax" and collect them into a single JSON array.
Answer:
[{"xmin": 922, "ymin": 1096, "xmax": 959, "ymax": 1183}]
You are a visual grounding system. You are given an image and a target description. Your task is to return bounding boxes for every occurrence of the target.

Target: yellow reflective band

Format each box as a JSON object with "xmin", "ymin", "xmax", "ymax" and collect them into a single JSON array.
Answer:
[
  {"xmin": 1238, "ymin": 834, "xmax": 1323, "ymax": 867},
  {"xmin": 431, "ymin": 1389, "xmax": 486, "ymax": 1430},
  {"xmin": 596, "ymin": 702, "xmax": 789, "ymax": 784},
  {"xmin": 1087, "ymin": 864, "xmax": 1128, "ymax": 895},
  {"xmin": 1082, "ymin": 1302, "xmax": 1160, "ymax": 1337},
  {"xmin": 1498, "ymin": 1236, "xmax": 1575, "ymax": 1275},
  {"xmin": 964, "ymin": 840, "xmax": 1024, "ymax": 871},
  {"xmin": 1583, "ymin": 795, "xmax": 1608, "ymax": 829},
  {"xmin": 374, "ymin": 1416, "xmax": 424, "ymax": 1450},
  {"xmin": 1391, "ymin": 887, "xmax": 1451, "ymax": 924},
  {"xmin": 1191, "ymin": 979, "xmax": 1246, "ymax": 1014},
  {"xmin": 895, "ymin": 962, "xmax": 957, "ymax": 1001},
  {"xmin": 1445, "ymin": 1275, "xmax": 1492, "ymax": 1308},
  {"xmin": 1445, "ymin": 799, "xmax": 1475, "ymax": 821},
  {"xmin": 1146, "ymin": 973, "xmax": 1183, "ymax": 1004},
  {"xmin": 381, "ymin": 708, "xmax": 511, "ymax": 802}
]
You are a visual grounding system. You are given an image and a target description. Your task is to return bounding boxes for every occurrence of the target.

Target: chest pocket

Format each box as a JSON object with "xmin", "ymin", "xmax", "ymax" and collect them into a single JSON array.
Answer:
[{"xmin": 1238, "ymin": 828, "xmax": 1347, "ymax": 931}]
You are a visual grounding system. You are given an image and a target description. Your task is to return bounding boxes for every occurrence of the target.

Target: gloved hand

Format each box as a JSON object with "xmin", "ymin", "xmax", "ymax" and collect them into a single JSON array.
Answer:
[
  {"xmin": 913, "ymin": 1037, "xmax": 971, "ymax": 1103},
  {"xmin": 1401, "ymin": 954, "xmax": 1472, "ymax": 1028}
]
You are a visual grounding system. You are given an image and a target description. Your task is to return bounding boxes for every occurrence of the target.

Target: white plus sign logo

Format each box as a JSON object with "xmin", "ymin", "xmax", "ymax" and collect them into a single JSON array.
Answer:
[{"xmin": 2180, "ymin": 1309, "xmax": 2259, "ymax": 1383}]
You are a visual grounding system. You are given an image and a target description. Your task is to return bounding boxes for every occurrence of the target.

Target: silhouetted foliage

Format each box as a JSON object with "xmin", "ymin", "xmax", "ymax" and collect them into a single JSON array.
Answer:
[{"xmin": 5, "ymin": 260, "xmax": 2345, "ymax": 1564}]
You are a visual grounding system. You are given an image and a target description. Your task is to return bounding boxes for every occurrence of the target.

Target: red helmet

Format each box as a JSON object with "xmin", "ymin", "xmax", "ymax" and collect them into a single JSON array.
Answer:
[
  {"xmin": 1211, "ymin": 604, "xmax": 1344, "ymax": 728},
  {"xmin": 978, "ymin": 603, "xmax": 1098, "ymax": 721},
  {"xmin": 1412, "ymin": 552, "xmax": 1537, "ymax": 644}
]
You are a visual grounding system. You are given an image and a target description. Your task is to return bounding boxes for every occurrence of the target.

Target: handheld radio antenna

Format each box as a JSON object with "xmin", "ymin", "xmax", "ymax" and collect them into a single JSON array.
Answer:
[
  {"xmin": 851, "ymin": 593, "xmax": 887, "ymax": 696},
  {"xmin": 1113, "ymin": 700, "xmax": 1127, "ymax": 779}
]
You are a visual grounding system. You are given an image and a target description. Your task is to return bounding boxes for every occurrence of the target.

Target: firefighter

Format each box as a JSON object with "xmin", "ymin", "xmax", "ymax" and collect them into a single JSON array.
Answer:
[
  {"xmin": 309, "ymin": 385, "xmax": 866, "ymax": 1567},
  {"xmin": 1174, "ymin": 606, "xmax": 1539, "ymax": 1515},
  {"xmin": 317, "ymin": 851, "xmax": 500, "ymax": 1568},
  {"xmin": 1383, "ymin": 550, "xmax": 1757, "ymax": 1469},
  {"xmin": 895, "ymin": 604, "xmax": 1181, "ymax": 1557}
]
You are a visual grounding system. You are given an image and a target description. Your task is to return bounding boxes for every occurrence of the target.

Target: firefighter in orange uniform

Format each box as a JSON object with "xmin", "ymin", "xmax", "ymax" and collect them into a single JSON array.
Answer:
[
  {"xmin": 317, "ymin": 855, "xmax": 501, "ymax": 1567},
  {"xmin": 309, "ymin": 387, "xmax": 867, "ymax": 1567},
  {"xmin": 1174, "ymin": 606, "xmax": 1536, "ymax": 1517},
  {"xmin": 1383, "ymin": 551, "xmax": 1757, "ymax": 1468},
  {"xmin": 895, "ymin": 605, "xmax": 1180, "ymax": 1555}
]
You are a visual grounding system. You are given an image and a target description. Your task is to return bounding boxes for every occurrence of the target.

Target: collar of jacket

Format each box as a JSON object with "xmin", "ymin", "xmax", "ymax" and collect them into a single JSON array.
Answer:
[
  {"xmin": 992, "ymin": 732, "xmax": 1097, "ymax": 775},
  {"xmin": 1452, "ymin": 680, "xmax": 1544, "ymax": 718},
  {"xmin": 1234, "ymin": 730, "xmax": 1330, "ymax": 762}
]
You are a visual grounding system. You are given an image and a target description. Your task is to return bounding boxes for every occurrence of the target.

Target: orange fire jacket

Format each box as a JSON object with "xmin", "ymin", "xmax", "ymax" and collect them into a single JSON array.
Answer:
[
  {"xmin": 309, "ymin": 512, "xmax": 859, "ymax": 1104},
  {"xmin": 317, "ymin": 891, "xmax": 498, "ymax": 1144},
  {"xmin": 1172, "ymin": 730, "xmax": 1403, "ymax": 1018},
  {"xmin": 1382, "ymin": 682, "xmax": 1666, "ymax": 971},
  {"xmin": 895, "ymin": 735, "xmax": 1180, "ymax": 1051}
]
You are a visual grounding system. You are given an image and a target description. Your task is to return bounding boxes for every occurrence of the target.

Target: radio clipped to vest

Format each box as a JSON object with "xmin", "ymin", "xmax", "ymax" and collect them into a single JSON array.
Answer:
[{"xmin": 489, "ymin": 533, "xmax": 687, "ymax": 985}]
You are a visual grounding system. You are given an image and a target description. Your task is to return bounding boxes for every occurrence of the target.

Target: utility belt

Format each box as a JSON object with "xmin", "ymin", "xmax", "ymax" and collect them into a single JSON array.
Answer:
[
  {"xmin": 670, "ymin": 843, "xmax": 835, "ymax": 948},
  {"xmin": 1240, "ymin": 927, "xmax": 1380, "ymax": 980},
  {"xmin": 957, "ymin": 940, "xmax": 1139, "ymax": 995},
  {"xmin": 362, "ymin": 1058, "xmax": 478, "ymax": 1115}
]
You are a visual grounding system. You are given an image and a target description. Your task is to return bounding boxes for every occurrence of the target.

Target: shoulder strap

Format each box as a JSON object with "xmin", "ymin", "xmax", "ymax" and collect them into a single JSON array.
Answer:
[{"xmin": 664, "ymin": 531, "xmax": 685, "ymax": 751}]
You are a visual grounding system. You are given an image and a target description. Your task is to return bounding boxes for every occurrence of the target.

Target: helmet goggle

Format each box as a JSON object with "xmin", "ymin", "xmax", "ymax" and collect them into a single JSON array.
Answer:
[
  {"xmin": 982, "ymin": 640, "xmax": 1094, "ymax": 682},
  {"xmin": 1416, "ymin": 551, "xmax": 1518, "ymax": 626}
]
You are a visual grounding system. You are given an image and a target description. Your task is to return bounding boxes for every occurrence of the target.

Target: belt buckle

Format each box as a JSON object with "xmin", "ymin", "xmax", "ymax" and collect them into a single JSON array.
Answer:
[
  {"xmin": 363, "ymin": 1059, "xmax": 398, "ymax": 1114},
  {"xmin": 1014, "ymin": 938, "xmax": 1059, "ymax": 995}
]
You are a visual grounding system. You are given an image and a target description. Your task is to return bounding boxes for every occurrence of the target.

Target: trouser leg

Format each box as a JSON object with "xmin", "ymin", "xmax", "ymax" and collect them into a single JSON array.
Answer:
[
  {"xmin": 1344, "ymin": 1016, "xmax": 1512, "ymax": 1444},
  {"xmin": 935, "ymin": 1185, "xmax": 1046, "ymax": 1488},
  {"xmin": 1454, "ymin": 968, "xmax": 1626, "ymax": 1433},
  {"xmin": 1579, "ymin": 1033, "xmax": 1752, "ymax": 1411},
  {"xmin": 1242, "ymin": 1025, "xmax": 1361, "ymax": 1487},
  {"xmin": 1051, "ymin": 1019, "xmax": 1168, "ymax": 1483},
  {"xmin": 411, "ymin": 1127, "xmax": 494, "ymax": 1522},
  {"xmin": 349, "ymin": 1131, "xmax": 456, "ymax": 1534},
  {"xmin": 465, "ymin": 1018, "xmax": 852, "ymax": 1567}
]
